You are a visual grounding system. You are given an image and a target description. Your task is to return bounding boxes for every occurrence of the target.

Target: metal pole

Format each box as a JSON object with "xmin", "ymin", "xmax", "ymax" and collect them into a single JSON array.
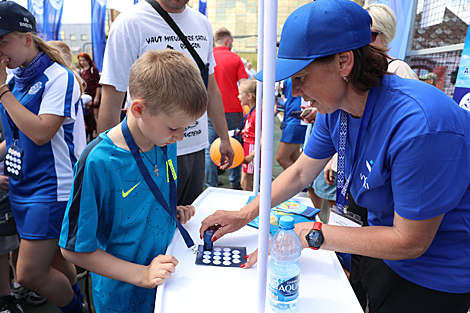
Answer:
[
  {"xmin": 253, "ymin": 0, "xmax": 264, "ymax": 196},
  {"xmin": 256, "ymin": 0, "xmax": 277, "ymax": 312},
  {"xmin": 405, "ymin": 0, "xmax": 418, "ymax": 64}
]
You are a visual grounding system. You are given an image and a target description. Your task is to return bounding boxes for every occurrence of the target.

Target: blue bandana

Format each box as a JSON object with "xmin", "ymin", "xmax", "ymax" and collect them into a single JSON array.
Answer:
[{"xmin": 14, "ymin": 51, "xmax": 51, "ymax": 92}]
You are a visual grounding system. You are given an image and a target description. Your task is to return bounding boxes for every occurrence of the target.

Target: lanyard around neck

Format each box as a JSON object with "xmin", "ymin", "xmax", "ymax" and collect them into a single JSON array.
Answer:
[
  {"xmin": 336, "ymin": 87, "xmax": 378, "ymax": 212},
  {"xmin": 121, "ymin": 117, "xmax": 196, "ymax": 251},
  {"xmin": 234, "ymin": 106, "xmax": 255, "ymax": 138}
]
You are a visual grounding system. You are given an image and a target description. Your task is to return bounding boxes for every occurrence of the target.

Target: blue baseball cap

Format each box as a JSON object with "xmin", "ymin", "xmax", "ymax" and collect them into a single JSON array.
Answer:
[
  {"xmin": 255, "ymin": 0, "xmax": 371, "ymax": 82},
  {"xmin": 0, "ymin": 1, "xmax": 36, "ymax": 37}
]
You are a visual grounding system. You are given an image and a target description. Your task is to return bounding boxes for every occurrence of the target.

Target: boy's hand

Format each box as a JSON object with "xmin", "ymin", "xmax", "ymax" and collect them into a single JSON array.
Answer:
[
  {"xmin": 142, "ymin": 255, "xmax": 178, "ymax": 288},
  {"xmin": 177, "ymin": 205, "xmax": 195, "ymax": 224}
]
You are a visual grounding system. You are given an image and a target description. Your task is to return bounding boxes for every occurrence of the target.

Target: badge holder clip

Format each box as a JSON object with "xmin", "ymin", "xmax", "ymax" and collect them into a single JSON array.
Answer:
[{"xmin": 5, "ymin": 141, "xmax": 23, "ymax": 181}]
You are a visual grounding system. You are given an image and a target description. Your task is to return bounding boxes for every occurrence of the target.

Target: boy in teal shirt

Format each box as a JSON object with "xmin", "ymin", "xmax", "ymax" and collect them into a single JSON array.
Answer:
[{"xmin": 59, "ymin": 50, "xmax": 208, "ymax": 313}]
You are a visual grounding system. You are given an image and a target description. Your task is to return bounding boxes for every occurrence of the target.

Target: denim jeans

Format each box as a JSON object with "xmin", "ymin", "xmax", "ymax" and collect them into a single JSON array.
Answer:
[{"xmin": 205, "ymin": 112, "xmax": 243, "ymax": 187}]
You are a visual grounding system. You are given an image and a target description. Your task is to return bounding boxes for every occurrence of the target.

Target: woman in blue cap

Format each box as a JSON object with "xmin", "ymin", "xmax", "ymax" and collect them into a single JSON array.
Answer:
[
  {"xmin": 0, "ymin": 2, "xmax": 87, "ymax": 313},
  {"xmin": 200, "ymin": 0, "xmax": 470, "ymax": 311}
]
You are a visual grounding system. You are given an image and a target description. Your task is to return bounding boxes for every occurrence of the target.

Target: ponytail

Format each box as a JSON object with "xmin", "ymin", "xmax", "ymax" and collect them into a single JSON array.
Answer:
[{"xmin": 18, "ymin": 32, "xmax": 84, "ymax": 94}]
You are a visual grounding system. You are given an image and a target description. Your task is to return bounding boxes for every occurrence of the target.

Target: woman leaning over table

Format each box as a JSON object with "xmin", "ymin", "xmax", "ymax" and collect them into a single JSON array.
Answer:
[
  {"xmin": 200, "ymin": 0, "xmax": 470, "ymax": 312},
  {"xmin": 0, "ymin": 2, "xmax": 87, "ymax": 313}
]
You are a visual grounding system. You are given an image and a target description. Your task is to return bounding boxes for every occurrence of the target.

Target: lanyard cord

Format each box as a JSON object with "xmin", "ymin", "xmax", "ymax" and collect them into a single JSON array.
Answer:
[
  {"xmin": 121, "ymin": 117, "xmax": 196, "ymax": 251},
  {"xmin": 336, "ymin": 87, "xmax": 379, "ymax": 212}
]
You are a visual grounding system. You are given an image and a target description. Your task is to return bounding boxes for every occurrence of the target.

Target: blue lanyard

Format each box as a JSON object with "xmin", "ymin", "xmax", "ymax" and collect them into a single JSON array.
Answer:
[
  {"xmin": 233, "ymin": 106, "xmax": 255, "ymax": 139},
  {"xmin": 121, "ymin": 117, "xmax": 196, "ymax": 251},
  {"xmin": 336, "ymin": 87, "xmax": 378, "ymax": 212}
]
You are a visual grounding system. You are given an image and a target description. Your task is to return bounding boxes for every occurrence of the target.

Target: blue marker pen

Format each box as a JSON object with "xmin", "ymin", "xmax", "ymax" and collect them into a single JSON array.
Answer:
[{"xmin": 203, "ymin": 228, "xmax": 215, "ymax": 251}]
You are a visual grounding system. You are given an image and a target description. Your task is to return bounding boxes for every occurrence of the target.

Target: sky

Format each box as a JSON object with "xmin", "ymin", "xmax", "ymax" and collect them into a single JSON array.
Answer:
[{"xmin": 11, "ymin": 0, "xmax": 137, "ymax": 24}]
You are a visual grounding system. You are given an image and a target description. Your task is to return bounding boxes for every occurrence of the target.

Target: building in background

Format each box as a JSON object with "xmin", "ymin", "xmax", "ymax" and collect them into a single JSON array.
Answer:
[
  {"xmin": 59, "ymin": 8, "xmax": 119, "ymax": 65},
  {"xmin": 57, "ymin": 0, "xmax": 469, "ymax": 99},
  {"xmin": 409, "ymin": 2, "xmax": 469, "ymax": 97},
  {"xmin": 187, "ymin": 0, "xmax": 364, "ymax": 53},
  {"xmin": 60, "ymin": 24, "xmax": 93, "ymax": 57}
]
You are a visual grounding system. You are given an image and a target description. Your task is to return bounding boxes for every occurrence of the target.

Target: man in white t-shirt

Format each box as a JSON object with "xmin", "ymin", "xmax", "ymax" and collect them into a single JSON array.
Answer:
[{"xmin": 99, "ymin": 0, "xmax": 234, "ymax": 205}]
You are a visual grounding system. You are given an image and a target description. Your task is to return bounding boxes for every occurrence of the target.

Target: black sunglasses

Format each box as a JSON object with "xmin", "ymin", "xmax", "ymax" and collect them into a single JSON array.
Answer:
[{"xmin": 371, "ymin": 31, "xmax": 382, "ymax": 42}]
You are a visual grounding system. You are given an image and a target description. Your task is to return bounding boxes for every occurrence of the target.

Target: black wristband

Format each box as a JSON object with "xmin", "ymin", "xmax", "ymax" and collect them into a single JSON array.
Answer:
[{"xmin": 0, "ymin": 89, "xmax": 10, "ymax": 100}]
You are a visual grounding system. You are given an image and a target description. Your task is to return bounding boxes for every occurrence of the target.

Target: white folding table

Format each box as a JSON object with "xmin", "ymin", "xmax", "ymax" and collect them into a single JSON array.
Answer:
[{"xmin": 155, "ymin": 187, "xmax": 363, "ymax": 313}]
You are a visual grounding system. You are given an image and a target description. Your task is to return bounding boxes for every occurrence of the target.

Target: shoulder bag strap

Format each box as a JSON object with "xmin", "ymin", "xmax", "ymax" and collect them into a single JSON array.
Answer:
[{"xmin": 146, "ymin": 0, "xmax": 208, "ymax": 73}]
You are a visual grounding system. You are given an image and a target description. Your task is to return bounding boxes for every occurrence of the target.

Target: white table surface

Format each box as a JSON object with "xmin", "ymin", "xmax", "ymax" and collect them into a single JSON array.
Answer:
[{"xmin": 155, "ymin": 187, "xmax": 363, "ymax": 313}]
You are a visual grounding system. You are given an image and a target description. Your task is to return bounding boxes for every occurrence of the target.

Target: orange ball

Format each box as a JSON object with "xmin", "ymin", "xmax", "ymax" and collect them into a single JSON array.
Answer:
[{"xmin": 210, "ymin": 137, "xmax": 244, "ymax": 169}]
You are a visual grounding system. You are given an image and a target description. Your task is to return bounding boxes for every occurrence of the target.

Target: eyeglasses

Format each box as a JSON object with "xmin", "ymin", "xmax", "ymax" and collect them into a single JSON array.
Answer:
[{"xmin": 371, "ymin": 31, "xmax": 382, "ymax": 42}]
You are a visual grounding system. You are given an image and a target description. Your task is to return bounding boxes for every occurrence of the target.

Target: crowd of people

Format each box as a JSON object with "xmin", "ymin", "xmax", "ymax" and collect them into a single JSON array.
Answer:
[{"xmin": 0, "ymin": 0, "xmax": 468, "ymax": 313}]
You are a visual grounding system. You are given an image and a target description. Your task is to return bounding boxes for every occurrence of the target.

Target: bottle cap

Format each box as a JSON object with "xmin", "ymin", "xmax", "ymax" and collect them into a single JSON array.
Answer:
[{"xmin": 279, "ymin": 216, "xmax": 295, "ymax": 229}]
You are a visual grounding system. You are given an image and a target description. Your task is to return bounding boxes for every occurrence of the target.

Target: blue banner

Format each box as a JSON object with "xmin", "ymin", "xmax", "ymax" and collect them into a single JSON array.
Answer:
[
  {"xmin": 27, "ymin": 0, "xmax": 44, "ymax": 37},
  {"xmin": 378, "ymin": 0, "xmax": 415, "ymax": 60},
  {"xmin": 43, "ymin": 0, "xmax": 64, "ymax": 41},
  {"xmin": 91, "ymin": 0, "xmax": 107, "ymax": 72},
  {"xmin": 453, "ymin": 25, "xmax": 470, "ymax": 110},
  {"xmin": 199, "ymin": 0, "xmax": 207, "ymax": 16}
]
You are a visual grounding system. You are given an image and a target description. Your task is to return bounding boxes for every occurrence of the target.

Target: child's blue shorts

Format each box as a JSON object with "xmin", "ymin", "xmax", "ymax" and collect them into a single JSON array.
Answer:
[{"xmin": 10, "ymin": 200, "xmax": 67, "ymax": 240}]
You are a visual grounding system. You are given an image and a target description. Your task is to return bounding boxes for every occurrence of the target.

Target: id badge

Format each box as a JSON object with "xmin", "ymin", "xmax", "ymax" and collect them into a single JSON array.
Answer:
[
  {"xmin": 328, "ymin": 205, "xmax": 363, "ymax": 227},
  {"xmin": 4, "ymin": 143, "xmax": 24, "ymax": 181}
]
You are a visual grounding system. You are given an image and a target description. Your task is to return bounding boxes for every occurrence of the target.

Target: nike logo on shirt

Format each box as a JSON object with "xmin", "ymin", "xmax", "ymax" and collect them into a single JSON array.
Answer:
[{"xmin": 122, "ymin": 182, "xmax": 140, "ymax": 198}]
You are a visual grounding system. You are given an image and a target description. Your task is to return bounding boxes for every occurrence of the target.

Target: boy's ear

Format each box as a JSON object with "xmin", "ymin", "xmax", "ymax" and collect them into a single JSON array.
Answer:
[{"xmin": 129, "ymin": 99, "xmax": 146, "ymax": 118}]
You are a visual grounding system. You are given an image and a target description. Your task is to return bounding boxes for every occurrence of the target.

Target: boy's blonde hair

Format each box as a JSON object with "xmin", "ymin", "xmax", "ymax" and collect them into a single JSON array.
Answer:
[
  {"xmin": 48, "ymin": 41, "xmax": 73, "ymax": 67},
  {"xmin": 240, "ymin": 80, "xmax": 257, "ymax": 98},
  {"xmin": 129, "ymin": 50, "xmax": 208, "ymax": 119}
]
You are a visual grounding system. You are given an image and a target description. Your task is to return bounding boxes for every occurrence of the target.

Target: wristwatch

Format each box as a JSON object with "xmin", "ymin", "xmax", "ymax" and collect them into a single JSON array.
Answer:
[{"xmin": 305, "ymin": 222, "xmax": 323, "ymax": 250}]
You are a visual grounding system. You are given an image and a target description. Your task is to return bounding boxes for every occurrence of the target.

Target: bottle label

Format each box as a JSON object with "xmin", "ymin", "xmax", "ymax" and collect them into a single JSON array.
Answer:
[{"xmin": 269, "ymin": 273, "xmax": 299, "ymax": 302}]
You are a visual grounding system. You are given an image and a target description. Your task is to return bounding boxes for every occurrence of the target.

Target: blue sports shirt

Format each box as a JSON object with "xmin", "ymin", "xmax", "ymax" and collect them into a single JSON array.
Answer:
[
  {"xmin": 304, "ymin": 74, "xmax": 470, "ymax": 294},
  {"xmin": 0, "ymin": 62, "xmax": 81, "ymax": 203},
  {"xmin": 59, "ymin": 134, "xmax": 177, "ymax": 313}
]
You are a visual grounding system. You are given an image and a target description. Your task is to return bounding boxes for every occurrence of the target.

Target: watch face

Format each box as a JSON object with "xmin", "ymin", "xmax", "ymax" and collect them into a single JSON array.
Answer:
[{"xmin": 306, "ymin": 229, "xmax": 323, "ymax": 249}]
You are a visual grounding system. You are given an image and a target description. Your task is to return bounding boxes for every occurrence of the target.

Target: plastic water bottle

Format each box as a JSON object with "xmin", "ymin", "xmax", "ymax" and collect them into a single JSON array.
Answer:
[{"xmin": 269, "ymin": 215, "xmax": 302, "ymax": 312}]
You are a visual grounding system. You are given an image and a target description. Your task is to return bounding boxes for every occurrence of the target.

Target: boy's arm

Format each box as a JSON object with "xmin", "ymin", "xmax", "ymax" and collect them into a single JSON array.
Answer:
[{"xmin": 61, "ymin": 248, "xmax": 178, "ymax": 289}]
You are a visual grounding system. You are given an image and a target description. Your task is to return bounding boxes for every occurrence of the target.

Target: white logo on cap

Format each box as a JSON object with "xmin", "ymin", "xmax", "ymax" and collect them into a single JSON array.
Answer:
[
  {"xmin": 19, "ymin": 22, "xmax": 33, "ymax": 29},
  {"xmin": 97, "ymin": 0, "xmax": 106, "ymax": 6}
]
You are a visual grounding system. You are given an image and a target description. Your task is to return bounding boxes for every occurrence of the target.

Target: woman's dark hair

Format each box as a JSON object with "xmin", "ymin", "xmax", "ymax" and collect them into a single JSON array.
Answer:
[{"xmin": 316, "ymin": 45, "xmax": 389, "ymax": 93}]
